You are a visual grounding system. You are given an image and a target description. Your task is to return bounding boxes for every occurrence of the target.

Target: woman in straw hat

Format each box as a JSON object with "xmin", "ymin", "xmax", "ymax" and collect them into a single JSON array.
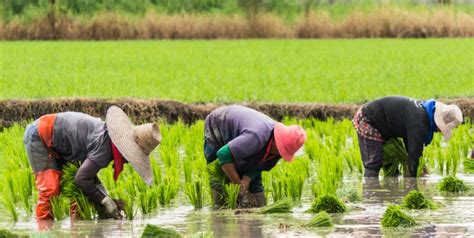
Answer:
[
  {"xmin": 353, "ymin": 96, "xmax": 463, "ymax": 178},
  {"xmin": 204, "ymin": 105, "xmax": 307, "ymax": 208},
  {"xmin": 23, "ymin": 106, "xmax": 161, "ymax": 220}
]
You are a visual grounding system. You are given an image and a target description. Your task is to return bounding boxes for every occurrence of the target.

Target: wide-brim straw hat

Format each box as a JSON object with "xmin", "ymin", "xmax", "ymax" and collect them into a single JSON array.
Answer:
[
  {"xmin": 434, "ymin": 102, "xmax": 463, "ymax": 141},
  {"xmin": 106, "ymin": 106, "xmax": 162, "ymax": 185},
  {"xmin": 274, "ymin": 122, "xmax": 307, "ymax": 162}
]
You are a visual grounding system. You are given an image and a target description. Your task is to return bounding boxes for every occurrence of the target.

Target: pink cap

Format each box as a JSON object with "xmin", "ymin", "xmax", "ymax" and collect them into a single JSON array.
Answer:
[{"xmin": 274, "ymin": 122, "xmax": 307, "ymax": 162}]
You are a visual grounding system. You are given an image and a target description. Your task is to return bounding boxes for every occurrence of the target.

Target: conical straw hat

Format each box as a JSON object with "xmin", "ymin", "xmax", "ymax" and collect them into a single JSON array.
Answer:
[{"xmin": 106, "ymin": 106, "xmax": 162, "ymax": 185}]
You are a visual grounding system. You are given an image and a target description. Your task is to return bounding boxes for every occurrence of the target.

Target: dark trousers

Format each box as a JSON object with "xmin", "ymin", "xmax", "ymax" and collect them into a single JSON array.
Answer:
[{"xmin": 357, "ymin": 134, "xmax": 384, "ymax": 177}]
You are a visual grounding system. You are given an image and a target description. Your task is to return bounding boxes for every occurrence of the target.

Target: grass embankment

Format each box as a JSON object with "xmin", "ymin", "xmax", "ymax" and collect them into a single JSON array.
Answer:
[{"xmin": 1, "ymin": 39, "xmax": 473, "ymax": 102}]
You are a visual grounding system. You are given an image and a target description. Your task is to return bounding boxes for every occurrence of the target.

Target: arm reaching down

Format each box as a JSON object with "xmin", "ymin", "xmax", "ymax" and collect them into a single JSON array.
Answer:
[{"xmin": 75, "ymin": 159, "xmax": 119, "ymax": 218}]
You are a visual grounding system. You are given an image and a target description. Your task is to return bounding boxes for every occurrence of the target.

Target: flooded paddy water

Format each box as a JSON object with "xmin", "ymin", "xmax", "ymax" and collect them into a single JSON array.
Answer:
[{"xmin": 3, "ymin": 174, "xmax": 474, "ymax": 237}]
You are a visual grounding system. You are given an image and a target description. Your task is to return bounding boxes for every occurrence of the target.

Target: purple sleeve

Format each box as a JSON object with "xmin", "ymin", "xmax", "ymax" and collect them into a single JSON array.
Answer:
[
  {"xmin": 74, "ymin": 159, "xmax": 107, "ymax": 204},
  {"xmin": 228, "ymin": 132, "xmax": 264, "ymax": 162}
]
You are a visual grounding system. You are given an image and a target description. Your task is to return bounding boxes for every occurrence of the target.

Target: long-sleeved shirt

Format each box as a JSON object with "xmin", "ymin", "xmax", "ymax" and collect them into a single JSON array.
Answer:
[
  {"xmin": 52, "ymin": 112, "xmax": 113, "ymax": 204},
  {"xmin": 204, "ymin": 105, "xmax": 280, "ymax": 174},
  {"xmin": 363, "ymin": 96, "xmax": 430, "ymax": 176}
]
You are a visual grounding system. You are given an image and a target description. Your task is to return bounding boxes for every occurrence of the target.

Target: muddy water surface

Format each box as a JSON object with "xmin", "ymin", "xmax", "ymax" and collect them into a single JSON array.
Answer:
[{"xmin": 3, "ymin": 174, "xmax": 474, "ymax": 237}]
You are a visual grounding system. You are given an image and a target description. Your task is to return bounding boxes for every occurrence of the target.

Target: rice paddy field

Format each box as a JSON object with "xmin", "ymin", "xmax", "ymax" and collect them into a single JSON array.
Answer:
[
  {"xmin": 0, "ymin": 118, "xmax": 473, "ymax": 237},
  {"xmin": 0, "ymin": 38, "xmax": 474, "ymax": 237},
  {"xmin": 1, "ymin": 39, "xmax": 473, "ymax": 102}
]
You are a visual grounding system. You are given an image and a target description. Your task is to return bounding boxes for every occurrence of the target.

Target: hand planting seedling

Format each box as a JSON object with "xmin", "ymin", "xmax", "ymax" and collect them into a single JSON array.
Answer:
[
  {"xmin": 141, "ymin": 224, "xmax": 181, "ymax": 238},
  {"xmin": 302, "ymin": 211, "xmax": 333, "ymax": 228},
  {"xmin": 402, "ymin": 190, "xmax": 437, "ymax": 210},
  {"xmin": 381, "ymin": 205, "xmax": 416, "ymax": 228},
  {"xmin": 308, "ymin": 194, "xmax": 346, "ymax": 214},
  {"xmin": 438, "ymin": 176, "xmax": 468, "ymax": 193}
]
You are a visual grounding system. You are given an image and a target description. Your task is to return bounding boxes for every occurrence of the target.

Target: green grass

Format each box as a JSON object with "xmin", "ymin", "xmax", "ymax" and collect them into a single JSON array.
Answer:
[
  {"xmin": 1, "ymin": 39, "xmax": 473, "ymax": 102},
  {"xmin": 302, "ymin": 211, "xmax": 333, "ymax": 228}
]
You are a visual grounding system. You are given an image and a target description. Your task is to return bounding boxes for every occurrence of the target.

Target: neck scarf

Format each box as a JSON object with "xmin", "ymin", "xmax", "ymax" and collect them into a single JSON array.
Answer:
[
  {"xmin": 422, "ymin": 99, "xmax": 437, "ymax": 146},
  {"xmin": 111, "ymin": 142, "xmax": 125, "ymax": 181}
]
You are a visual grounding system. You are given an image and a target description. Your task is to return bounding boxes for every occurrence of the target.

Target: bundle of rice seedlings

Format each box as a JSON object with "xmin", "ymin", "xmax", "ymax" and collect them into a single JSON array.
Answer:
[
  {"xmin": 0, "ymin": 228, "xmax": 18, "ymax": 238},
  {"xmin": 382, "ymin": 138, "xmax": 408, "ymax": 176},
  {"xmin": 402, "ymin": 190, "xmax": 437, "ymax": 210},
  {"xmin": 61, "ymin": 162, "xmax": 97, "ymax": 220},
  {"xmin": 258, "ymin": 198, "xmax": 293, "ymax": 214},
  {"xmin": 308, "ymin": 194, "xmax": 346, "ymax": 214},
  {"xmin": 207, "ymin": 160, "xmax": 229, "ymax": 191},
  {"xmin": 141, "ymin": 224, "xmax": 181, "ymax": 238},
  {"xmin": 381, "ymin": 204, "xmax": 416, "ymax": 228},
  {"xmin": 302, "ymin": 211, "xmax": 333, "ymax": 228},
  {"xmin": 438, "ymin": 176, "xmax": 468, "ymax": 193}
]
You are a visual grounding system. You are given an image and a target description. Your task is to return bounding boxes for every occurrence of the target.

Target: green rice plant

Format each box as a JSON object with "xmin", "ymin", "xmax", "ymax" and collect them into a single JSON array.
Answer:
[
  {"xmin": 258, "ymin": 198, "xmax": 293, "ymax": 214},
  {"xmin": 15, "ymin": 169, "xmax": 34, "ymax": 215},
  {"xmin": 464, "ymin": 157, "xmax": 474, "ymax": 174},
  {"xmin": 1, "ymin": 186, "xmax": 18, "ymax": 222},
  {"xmin": 438, "ymin": 176, "xmax": 468, "ymax": 193},
  {"xmin": 50, "ymin": 196, "xmax": 69, "ymax": 221},
  {"xmin": 141, "ymin": 224, "xmax": 181, "ymax": 238},
  {"xmin": 302, "ymin": 211, "xmax": 333, "ymax": 228},
  {"xmin": 224, "ymin": 183, "xmax": 240, "ymax": 209},
  {"xmin": 112, "ymin": 184, "xmax": 136, "ymax": 220},
  {"xmin": 381, "ymin": 204, "xmax": 416, "ymax": 228},
  {"xmin": 0, "ymin": 228, "xmax": 18, "ymax": 238},
  {"xmin": 61, "ymin": 162, "xmax": 97, "ymax": 220},
  {"xmin": 382, "ymin": 138, "xmax": 408, "ymax": 177},
  {"xmin": 184, "ymin": 181, "xmax": 204, "ymax": 210},
  {"xmin": 157, "ymin": 177, "xmax": 180, "ymax": 207},
  {"xmin": 139, "ymin": 188, "xmax": 160, "ymax": 215},
  {"xmin": 402, "ymin": 190, "xmax": 437, "ymax": 210},
  {"xmin": 308, "ymin": 194, "xmax": 346, "ymax": 214}
]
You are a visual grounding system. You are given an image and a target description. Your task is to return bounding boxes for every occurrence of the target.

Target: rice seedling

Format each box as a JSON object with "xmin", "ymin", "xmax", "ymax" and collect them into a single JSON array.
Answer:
[
  {"xmin": 0, "ymin": 228, "xmax": 18, "ymax": 238},
  {"xmin": 402, "ymin": 190, "xmax": 437, "ymax": 210},
  {"xmin": 382, "ymin": 138, "xmax": 408, "ymax": 177},
  {"xmin": 61, "ymin": 162, "xmax": 97, "ymax": 220},
  {"xmin": 184, "ymin": 181, "xmax": 204, "ymax": 210},
  {"xmin": 438, "ymin": 176, "xmax": 468, "ymax": 193},
  {"xmin": 157, "ymin": 179, "xmax": 180, "ymax": 207},
  {"xmin": 302, "ymin": 211, "xmax": 333, "ymax": 228},
  {"xmin": 50, "ymin": 196, "xmax": 69, "ymax": 221},
  {"xmin": 381, "ymin": 205, "xmax": 416, "ymax": 228},
  {"xmin": 224, "ymin": 184, "xmax": 240, "ymax": 210},
  {"xmin": 139, "ymin": 188, "xmax": 160, "ymax": 215},
  {"xmin": 465, "ymin": 157, "xmax": 474, "ymax": 174},
  {"xmin": 308, "ymin": 194, "xmax": 346, "ymax": 214},
  {"xmin": 141, "ymin": 224, "xmax": 181, "ymax": 238},
  {"xmin": 1, "ymin": 186, "xmax": 17, "ymax": 222},
  {"xmin": 258, "ymin": 198, "xmax": 293, "ymax": 214}
]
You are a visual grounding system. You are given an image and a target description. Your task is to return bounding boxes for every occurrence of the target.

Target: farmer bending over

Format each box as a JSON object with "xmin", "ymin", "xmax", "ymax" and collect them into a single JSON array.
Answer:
[
  {"xmin": 353, "ymin": 96, "xmax": 463, "ymax": 177},
  {"xmin": 204, "ymin": 105, "xmax": 306, "ymax": 208},
  {"xmin": 24, "ymin": 106, "xmax": 161, "ymax": 220}
]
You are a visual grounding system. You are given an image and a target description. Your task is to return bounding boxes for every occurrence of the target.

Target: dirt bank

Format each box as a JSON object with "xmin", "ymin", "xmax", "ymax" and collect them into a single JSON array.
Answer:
[{"xmin": 0, "ymin": 98, "xmax": 473, "ymax": 128}]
